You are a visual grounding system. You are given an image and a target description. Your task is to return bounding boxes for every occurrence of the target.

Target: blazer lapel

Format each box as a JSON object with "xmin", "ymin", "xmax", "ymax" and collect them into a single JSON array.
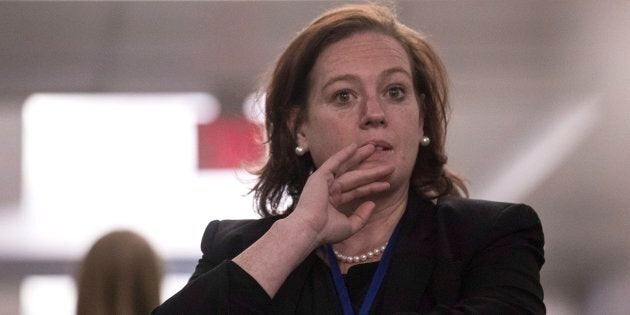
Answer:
[{"xmin": 378, "ymin": 196, "xmax": 437, "ymax": 313}]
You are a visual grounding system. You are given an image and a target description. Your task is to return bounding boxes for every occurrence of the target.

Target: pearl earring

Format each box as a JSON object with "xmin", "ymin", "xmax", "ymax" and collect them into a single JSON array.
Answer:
[
  {"xmin": 295, "ymin": 146, "xmax": 306, "ymax": 156},
  {"xmin": 420, "ymin": 136, "xmax": 431, "ymax": 147}
]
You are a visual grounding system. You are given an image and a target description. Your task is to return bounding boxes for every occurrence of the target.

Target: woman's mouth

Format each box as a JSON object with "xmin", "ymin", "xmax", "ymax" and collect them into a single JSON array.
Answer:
[{"xmin": 365, "ymin": 140, "xmax": 393, "ymax": 151}]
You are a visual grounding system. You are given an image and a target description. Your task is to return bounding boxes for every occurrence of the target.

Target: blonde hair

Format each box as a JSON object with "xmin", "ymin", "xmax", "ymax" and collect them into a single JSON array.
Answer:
[{"xmin": 75, "ymin": 230, "xmax": 162, "ymax": 315}]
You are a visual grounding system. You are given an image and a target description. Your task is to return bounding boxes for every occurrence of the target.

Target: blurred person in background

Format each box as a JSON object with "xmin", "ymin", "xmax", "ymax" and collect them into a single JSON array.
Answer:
[
  {"xmin": 76, "ymin": 230, "xmax": 163, "ymax": 315},
  {"xmin": 155, "ymin": 3, "xmax": 544, "ymax": 314}
]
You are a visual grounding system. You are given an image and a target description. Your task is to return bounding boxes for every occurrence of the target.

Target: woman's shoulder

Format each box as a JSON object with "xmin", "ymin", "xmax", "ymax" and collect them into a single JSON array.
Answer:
[
  {"xmin": 431, "ymin": 196, "xmax": 543, "ymax": 252},
  {"xmin": 435, "ymin": 196, "xmax": 541, "ymax": 228},
  {"xmin": 199, "ymin": 216, "xmax": 284, "ymax": 262}
]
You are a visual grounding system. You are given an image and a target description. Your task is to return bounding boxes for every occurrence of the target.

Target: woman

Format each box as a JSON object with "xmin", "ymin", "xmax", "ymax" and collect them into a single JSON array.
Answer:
[
  {"xmin": 76, "ymin": 230, "xmax": 163, "ymax": 315},
  {"xmin": 154, "ymin": 3, "xmax": 544, "ymax": 314}
]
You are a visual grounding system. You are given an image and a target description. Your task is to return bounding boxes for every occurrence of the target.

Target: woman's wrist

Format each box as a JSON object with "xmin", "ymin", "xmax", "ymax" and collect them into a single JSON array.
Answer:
[{"xmin": 276, "ymin": 214, "xmax": 323, "ymax": 254}]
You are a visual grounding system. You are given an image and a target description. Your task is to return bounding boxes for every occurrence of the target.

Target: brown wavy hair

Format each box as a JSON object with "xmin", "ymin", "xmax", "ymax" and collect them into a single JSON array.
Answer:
[
  {"xmin": 75, "ymin": 230, "xmax": 163, "ymax": 315},
  {"xmin": 252, "ymin": 3, "xmax": 467, "ymax": 217}
]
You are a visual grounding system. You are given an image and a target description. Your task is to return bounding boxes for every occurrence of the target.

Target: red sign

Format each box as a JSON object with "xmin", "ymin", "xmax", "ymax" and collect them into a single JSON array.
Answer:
[{"xmin": 197, "ymin": 117, "xmax": 265, "ymax": 169}]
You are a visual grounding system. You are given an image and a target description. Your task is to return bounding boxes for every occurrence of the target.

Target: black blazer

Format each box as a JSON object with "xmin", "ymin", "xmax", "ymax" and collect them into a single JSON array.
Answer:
[{"xmin": 154, "ymin": 195, "xmax": 545, "ymax": 314}]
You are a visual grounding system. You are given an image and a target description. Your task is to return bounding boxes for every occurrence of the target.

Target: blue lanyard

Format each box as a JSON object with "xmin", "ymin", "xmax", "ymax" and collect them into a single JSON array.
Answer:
[{"xmin": 324, "ymin": 221, "xmax": 402, "ymax": 315}]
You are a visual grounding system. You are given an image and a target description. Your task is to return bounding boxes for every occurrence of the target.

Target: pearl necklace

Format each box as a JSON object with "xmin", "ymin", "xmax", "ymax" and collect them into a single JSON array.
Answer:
[{"xmin": 333, "ymin": 242, "xmax": 388, "ymax": 264}]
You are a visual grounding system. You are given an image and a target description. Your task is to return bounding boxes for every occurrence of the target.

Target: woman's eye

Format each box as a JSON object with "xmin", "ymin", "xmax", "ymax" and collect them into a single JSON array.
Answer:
[
  {"xmin": 334, "ymin": 90, "xmax": 353, "ymax": 103},
  {"xmin": 387, "ymin": 86, "xmax": 406, "ymax": 100}
]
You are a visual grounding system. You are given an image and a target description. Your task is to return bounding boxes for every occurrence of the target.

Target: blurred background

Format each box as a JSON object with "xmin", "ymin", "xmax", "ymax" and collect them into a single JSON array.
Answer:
[{"xmin": 1, "ymin": 1, "xmax": 629, "ymax": 314}]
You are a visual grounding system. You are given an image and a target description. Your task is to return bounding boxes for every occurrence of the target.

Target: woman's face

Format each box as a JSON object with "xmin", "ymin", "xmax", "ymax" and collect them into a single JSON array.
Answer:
[{"xmin": 296, "ymin": 31, "xmax": 423, "ymax": 190}]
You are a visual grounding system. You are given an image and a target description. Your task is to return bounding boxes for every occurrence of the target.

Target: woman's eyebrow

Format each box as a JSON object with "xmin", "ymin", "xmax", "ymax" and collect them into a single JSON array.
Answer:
[
  {"xmin": 321, "ymin": 74, "xmax": 360, "ymax": 91},
  {"xmin": 379, "ymin": 67, "xmax": 412, "ymax": 80},
  {"xmin": 320, "ymin": 67, "xmax": 411, "ymax": 91}
]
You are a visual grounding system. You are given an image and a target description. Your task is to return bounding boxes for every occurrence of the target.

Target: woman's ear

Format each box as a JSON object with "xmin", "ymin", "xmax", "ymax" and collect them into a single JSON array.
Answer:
[
  {"xmin": 295, "ymin": 128, "xmax": 309, "ymax": 153},
  {"xmin": 288, "ymin": 109, "xmax": 309, "ymax": 153}
]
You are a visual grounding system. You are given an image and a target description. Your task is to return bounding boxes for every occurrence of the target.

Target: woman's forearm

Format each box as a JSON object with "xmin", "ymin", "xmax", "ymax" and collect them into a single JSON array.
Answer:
[{"xmin": 232, "ymin": 216, "xmax": 321, "ymax": 298}]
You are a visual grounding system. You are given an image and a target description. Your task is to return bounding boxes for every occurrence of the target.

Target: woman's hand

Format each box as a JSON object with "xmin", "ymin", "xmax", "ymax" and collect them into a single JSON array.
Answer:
[
  {"xmin": 234, "ymin": 143, "xmax": 394, "ymax": 297},
  {"xmin": 287, "ymin": 143, "xmax": 395, "ymax": 245}
]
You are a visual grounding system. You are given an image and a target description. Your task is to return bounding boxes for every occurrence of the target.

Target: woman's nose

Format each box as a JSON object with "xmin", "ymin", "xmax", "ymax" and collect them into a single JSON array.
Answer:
[{"xmin": 360, "ymin": 98, "xmax": 387, "ymax": 128}]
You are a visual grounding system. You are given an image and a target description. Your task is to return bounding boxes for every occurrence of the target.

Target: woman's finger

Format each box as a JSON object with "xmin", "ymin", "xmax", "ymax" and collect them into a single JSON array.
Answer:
[
  {"xmin": 318, "ymin": 143, "xmax": 359, "ymax": 177},
  {"xmin": 334, "ymin": 143, "xmax": 376, "ymax": 175},
  {"xmin": 346, "ymin": 201, "xmax": 376, "ymax": 234},
  {"xmin": 331, "ymin": 181, "xmax": 391, "ymax": 206},
  {"xmin": 332, "ymin": 165, "xmax": 395, "ymax": 193}
]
